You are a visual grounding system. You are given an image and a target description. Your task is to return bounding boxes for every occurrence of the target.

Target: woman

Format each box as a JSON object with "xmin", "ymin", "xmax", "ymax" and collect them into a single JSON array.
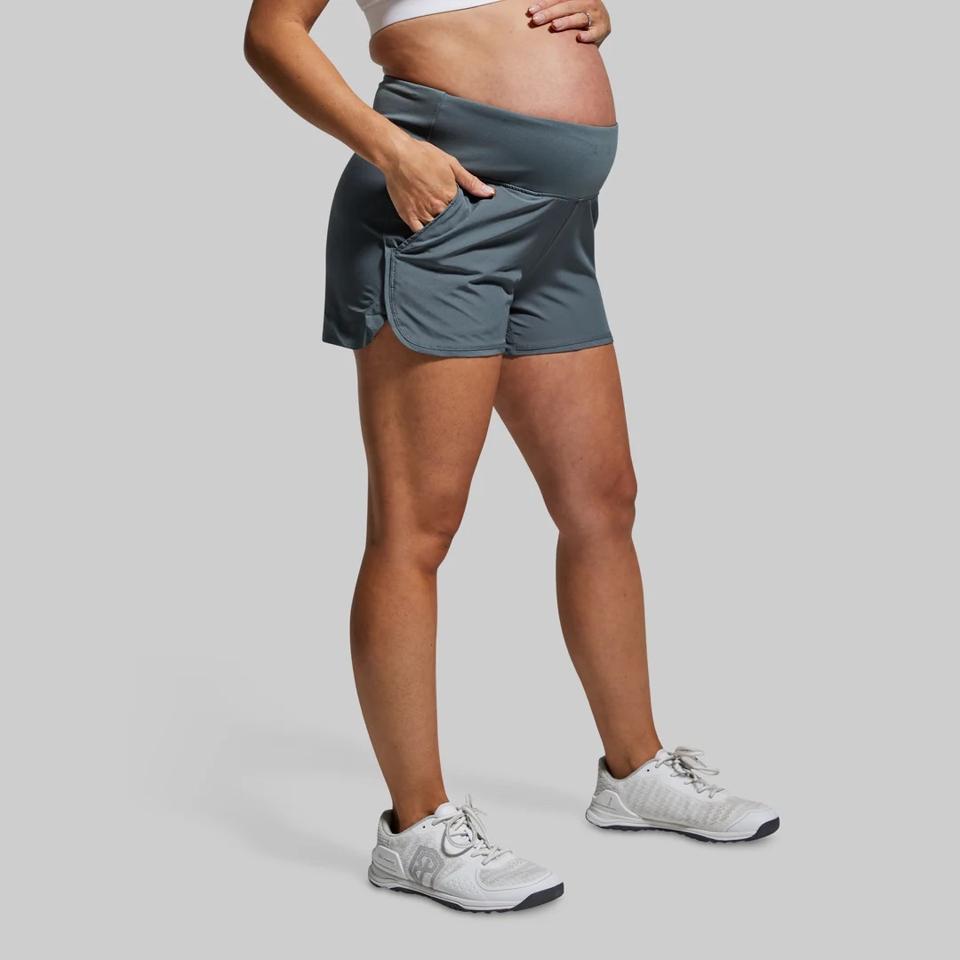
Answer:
[{"xmin": 244, "ymin": 0, "xmax": 779, "ymax": 913}]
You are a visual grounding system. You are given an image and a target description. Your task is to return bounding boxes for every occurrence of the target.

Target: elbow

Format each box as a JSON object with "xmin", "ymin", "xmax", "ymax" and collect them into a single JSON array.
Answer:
[{"xmin": 243, "ymin": 20, "xmax": 272, "ymax": 71}]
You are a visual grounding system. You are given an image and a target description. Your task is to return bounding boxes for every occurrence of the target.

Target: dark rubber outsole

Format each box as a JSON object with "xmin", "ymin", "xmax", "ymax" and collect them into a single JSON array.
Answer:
[
  {"xmin": 589, "ymin": 815, "xmax": 780, "ymax": 843},
  {"xmin": 371, "ymin": 881, "xmax": 565, "ymax": 913}
]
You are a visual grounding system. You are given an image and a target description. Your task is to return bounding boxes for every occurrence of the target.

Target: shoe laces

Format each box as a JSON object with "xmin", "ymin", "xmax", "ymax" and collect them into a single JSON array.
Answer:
[
  {"xmin": 655, "ymin": 747, "xmax": 725, "ymax": 798},
  {"xmin": 429, "ymin": 796, "xmax": 510, "ymax": 866}
]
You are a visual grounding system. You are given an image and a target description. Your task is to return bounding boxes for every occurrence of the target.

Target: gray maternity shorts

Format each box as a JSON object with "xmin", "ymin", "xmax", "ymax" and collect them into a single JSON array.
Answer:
[{"xmin": 323, "ymin": 77, "xmax": 619, "ymax": 357}]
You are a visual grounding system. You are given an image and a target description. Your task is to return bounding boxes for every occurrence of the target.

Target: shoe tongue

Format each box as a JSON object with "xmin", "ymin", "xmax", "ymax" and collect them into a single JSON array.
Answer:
[
  {"xmin": 432, "ymin": 801, "xmax": 459, "ymax": 818},
  {"xmin": 654, "ymin": 749, "xmax": 672, "ymax": 762}
]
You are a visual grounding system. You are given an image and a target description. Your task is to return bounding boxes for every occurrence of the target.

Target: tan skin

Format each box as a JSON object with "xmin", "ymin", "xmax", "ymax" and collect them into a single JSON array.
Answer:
[{"xmin": 245, "ymin": 0, "xmax": 661, "ymax": 829}]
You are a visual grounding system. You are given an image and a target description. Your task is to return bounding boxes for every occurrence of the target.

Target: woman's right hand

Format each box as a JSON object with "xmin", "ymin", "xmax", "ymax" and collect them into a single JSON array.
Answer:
[{"xmin": 382, "ymin": 136, "xmax": 495, "ymax": 234}]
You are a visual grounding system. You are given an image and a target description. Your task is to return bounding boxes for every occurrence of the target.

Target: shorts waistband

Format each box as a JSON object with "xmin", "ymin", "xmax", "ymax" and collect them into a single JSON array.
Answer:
[{"xmin": 374, "ymin": 76, "xmax": 618, "ymax": 200}]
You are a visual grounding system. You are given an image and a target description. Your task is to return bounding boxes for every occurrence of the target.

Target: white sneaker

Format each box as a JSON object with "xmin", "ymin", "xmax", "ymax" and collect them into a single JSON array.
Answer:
[
  {"xmin": 585, "ymin": 747, "xmax": 780, "ymax": 842},
  {"xmin": 369, "ymin": 798, "xmax": 564, "ymax": 912}
]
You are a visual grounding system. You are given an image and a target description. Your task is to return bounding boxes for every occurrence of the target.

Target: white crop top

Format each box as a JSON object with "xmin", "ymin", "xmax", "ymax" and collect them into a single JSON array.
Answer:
[{"xmin": 357, "ymin": 0, "xmax": 502, "ymax": 36}]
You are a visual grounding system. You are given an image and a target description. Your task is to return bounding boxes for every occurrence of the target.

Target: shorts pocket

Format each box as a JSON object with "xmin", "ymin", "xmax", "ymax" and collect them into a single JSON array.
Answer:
[
  {"xmin": 382, "ymin": 187, "xmax": 556, "ymax": 356},
  {"xmin": 395, "ymin": 188, "xmax": 467, "ymax": 251},
  {"xmin": 382, "ymin": 190, "xmax": 511, "ymax": 355}
]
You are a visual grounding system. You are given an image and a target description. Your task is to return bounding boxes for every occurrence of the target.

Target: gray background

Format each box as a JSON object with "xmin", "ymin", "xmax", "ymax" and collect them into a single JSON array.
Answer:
[{"xmin": 3, "ymin": 1, "xmax": 957, "ymax": 955}]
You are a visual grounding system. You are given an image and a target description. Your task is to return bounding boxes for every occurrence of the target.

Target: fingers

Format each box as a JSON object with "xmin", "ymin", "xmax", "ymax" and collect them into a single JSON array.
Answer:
[
  {"xmin": 526, "ymin": 0, "xmax": 570, "ymax": 13},
  {"xmin": 527, "ymin": 1, "xmax": 587, "ymax": 27},
  {"xmin": 401, "ymin": 187, "xmax": 459, "ymax": 234},
  {"xmin": 404, "ymin": 200, "xmax": 442, "ymax": 234},
  {"xmin": 388, "ymin": 157, "xmax": 494, "ymax": 234},
  {"xmin": 452, "ymin": 162, "xmax": 496, "ymax": 198},
  {"xmin": 576, "ymin": 28, "xmax": 605, "ymax": 45},
  {"xmin": 553, "ymin": 13, "xmax": 590, "ymax": 32},
  {"xmin": 527, "ymin": 1, "xmax": 610, "ymax": 42}
]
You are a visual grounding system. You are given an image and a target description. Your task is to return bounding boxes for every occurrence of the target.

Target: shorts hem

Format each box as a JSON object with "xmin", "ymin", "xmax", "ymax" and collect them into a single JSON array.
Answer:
[
  {"xmin": 323, "ymin": 315, "xmax": 505, "ymax": 358},
  {"xmin": 384, "ymin": 316, "xmax": 506, "ymax": 357},
  {"xmin": 383, "ymin": 244, "xmax": 506, "ymax": 357},
  {"xmin": 504, "ymin": 335, "xmax": 613, "ymax": 357}
]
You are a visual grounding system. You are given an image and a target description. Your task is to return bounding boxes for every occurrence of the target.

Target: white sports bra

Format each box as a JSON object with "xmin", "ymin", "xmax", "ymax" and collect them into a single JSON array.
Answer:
[{"xmin": 357, "ymin": 0, "xmax": 502, "ymax": 36}]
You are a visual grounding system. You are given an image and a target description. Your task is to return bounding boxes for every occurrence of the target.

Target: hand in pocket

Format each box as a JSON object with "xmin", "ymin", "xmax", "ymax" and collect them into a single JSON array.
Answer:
[{"xmin": 383, "ymin": 137, "xmax": 495, "ymax": 234}]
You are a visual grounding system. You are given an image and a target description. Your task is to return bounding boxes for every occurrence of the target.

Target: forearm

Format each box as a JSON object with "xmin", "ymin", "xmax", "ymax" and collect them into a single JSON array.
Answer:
[{"xmin": 244, "ymin": 17, "xmax": 408, "ymax": 170}]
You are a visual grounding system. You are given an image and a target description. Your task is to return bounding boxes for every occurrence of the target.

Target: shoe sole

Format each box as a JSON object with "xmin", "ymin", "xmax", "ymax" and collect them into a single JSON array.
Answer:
[
  {"xmin": 586, "ymin": 813, "xmax": 780, "ymax": 844},
  {"xmin": 369, "ymin": 878, "xmax": 565, "ymax": 913}
]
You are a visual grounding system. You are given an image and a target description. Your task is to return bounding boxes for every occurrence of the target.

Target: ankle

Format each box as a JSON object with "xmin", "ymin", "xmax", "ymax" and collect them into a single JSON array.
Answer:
[
  {"xmin": 603, "ymin": 737, "xmax": 663, "ymax": 780},
  {"xmin": 391, "ymin": 793, "xmax": 449, "ymax": 832}
]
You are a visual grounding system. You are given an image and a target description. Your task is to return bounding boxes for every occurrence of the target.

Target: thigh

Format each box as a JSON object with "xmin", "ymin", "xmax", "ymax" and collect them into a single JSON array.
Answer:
[
  {"xmin": 494, "ymin": 344, "xmax": 635, "ymax": 524},
  {"xmin": 356, "ymin": 326, "xmax": 503, "ymax": 534}
]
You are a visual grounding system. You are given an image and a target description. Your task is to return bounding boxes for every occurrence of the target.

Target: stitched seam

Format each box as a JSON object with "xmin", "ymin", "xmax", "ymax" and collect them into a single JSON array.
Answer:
[
  {"xmin": 488, "ymin": 179, "xmax": 599, "ymax": 203},
  {"xmin": 518, "ymin": 198, "xmax": 584, "ymax": 282},
  {"xmin": 507, "ymin": 334, "xmax": 612, "ymax": 355}
]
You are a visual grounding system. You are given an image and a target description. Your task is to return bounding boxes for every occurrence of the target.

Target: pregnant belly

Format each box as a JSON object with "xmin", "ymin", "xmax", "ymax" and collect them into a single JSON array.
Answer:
[{"xmin": 369, "ymin": 0, "xmax": 616, "ymax": 127}]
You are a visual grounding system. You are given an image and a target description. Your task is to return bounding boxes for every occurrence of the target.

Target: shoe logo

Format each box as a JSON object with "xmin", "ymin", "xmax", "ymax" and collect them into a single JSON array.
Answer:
[{"xmin": 408, "ymin": 846, "xmax": 442, "ymax": 888}]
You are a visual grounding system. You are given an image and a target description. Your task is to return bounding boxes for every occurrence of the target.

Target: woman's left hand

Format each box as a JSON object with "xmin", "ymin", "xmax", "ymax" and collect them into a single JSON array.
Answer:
[{"xmin": 526, "ymin": 1, "xmax": 611, "ymax": 46}]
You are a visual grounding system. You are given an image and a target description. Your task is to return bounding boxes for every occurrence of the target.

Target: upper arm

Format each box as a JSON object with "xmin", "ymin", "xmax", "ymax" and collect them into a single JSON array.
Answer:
[{"xmin": 246, "ymin": 0, "xmax": 333, "ymax": 35}]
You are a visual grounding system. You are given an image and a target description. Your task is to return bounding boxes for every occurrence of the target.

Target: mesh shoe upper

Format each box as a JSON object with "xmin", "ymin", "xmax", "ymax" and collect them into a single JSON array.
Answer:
[
  {"xmin": 594, "ymin": 747, "xmax": 776, "ymax": 831},
  {"xmin": 371, "ymin": 799, "xmax": 558, "ymax": 903},
  {"xmin": 477, "ymin": 853, "xmax": 552, "ymax": 890}
]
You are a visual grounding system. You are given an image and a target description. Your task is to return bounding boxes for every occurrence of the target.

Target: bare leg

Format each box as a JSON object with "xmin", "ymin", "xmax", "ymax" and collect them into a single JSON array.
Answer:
[
  {"xmin": 495, "ymin": 345, "xmax": 661, "ymax": 777},
  {"xmin": 352, "ymin": 327, "xmax": 502, "ymax": 829}
]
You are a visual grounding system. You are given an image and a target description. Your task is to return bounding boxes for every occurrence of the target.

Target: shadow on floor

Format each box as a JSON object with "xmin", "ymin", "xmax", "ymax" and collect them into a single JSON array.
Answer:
[{"xmin": 184, "ymin": 725, "xmax": 581, "ymax": 875}]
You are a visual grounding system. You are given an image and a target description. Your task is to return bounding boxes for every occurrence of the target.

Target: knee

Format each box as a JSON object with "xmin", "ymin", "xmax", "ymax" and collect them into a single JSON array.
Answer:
[
  {"xmin": 369, "ymin": 497, "xmax": 466, "ymax": 574},
  {"xmin": 408, "ymin": 521, "xmax": 460, "ymax": 573},
  {"xmin": 551, "ymin": 466, "xmax": 638, "ymax": 541}
]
